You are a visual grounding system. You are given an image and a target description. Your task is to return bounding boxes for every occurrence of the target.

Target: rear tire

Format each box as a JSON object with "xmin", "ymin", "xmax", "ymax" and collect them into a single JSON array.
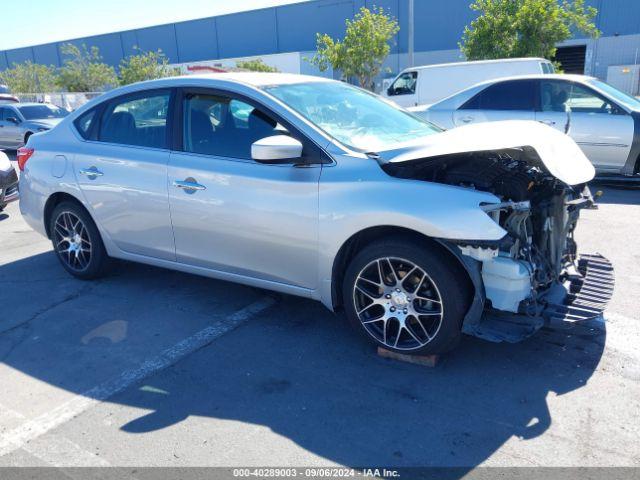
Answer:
[
  {"xmin": 49, "ymin": 201, "xmax": 109, "ymax": 279},
  {"xmin": 342, "ymin": 238, "xmax": 469, "ymax": 355}
]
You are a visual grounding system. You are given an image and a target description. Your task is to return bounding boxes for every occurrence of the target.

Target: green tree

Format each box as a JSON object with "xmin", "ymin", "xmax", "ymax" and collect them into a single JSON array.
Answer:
[
  {"xmin": 0, "ymin": 61, "xmax": 59, "ymax": 93},
  {"xmin": 235, "ymin": 59, "xmax": 279, "ymax": 73},
  {"xmin": 118, "ymin": 48, "xmax": 180, "ymax": 86},
  {"xmin": 57, "ymin": 43, "xmax": 118, "ymax": 92},
  {"xmin": 308, "ymin": 6, "xmax": 399, "ymax": 90},
  {"xmin": 460, "ymin": 0, "xmax": 600, "ymax": 61}
]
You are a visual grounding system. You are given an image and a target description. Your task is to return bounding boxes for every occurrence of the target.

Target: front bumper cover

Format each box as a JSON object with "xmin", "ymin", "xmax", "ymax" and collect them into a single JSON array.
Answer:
[
  {"xmin": 460, "ymin": 252, "xmax": 614, "ymax": 343},
  {"xmin": 543, "ymin": 253, "xmax": 615, "ymax": 326}
]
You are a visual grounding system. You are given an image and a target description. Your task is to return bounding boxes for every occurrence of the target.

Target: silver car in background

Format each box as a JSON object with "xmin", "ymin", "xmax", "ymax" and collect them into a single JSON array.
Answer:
[
  {"xmin": 19, "ymin": 73, "xmax": 613, "ymax": 355},
  {"xmin": 0, "ymin": 102, "xmax": 69, "ymax": 149},
  {"xmin": 413, "ymin": 74, "xmax": 640, "ymax": 177}
]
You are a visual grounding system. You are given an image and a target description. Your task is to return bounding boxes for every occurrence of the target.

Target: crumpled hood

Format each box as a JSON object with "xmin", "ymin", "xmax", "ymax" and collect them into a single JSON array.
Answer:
[
  {"xmin": 378, "ymin": 120, "xmax": 595, "ymax": 185},
  {"xmin": 26, "ymin": 118, "xmax": 63, "ymax": 129}
]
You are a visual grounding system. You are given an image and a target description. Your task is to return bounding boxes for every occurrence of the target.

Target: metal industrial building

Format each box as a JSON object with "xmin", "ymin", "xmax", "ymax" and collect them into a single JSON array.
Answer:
[{"xmin": 2, "ymin": 0, "xmax": 640, "ymax": 85}]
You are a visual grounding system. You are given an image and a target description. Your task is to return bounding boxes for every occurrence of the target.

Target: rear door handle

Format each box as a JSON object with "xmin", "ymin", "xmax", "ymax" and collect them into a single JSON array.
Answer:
[
  {"xmin": 174, "ymin": 179, "xmax": 206, "ymax": 192},
  {"xmin": 79, "ymin": 167, "xmax": 104, "ymax": 178},
  {"xmin": 460, "ymin": 116, "xmax": 474, "ymax": 124},
  {"xmin": 539, "ymin": 119, "xmax": 556, "ymax": 126}
]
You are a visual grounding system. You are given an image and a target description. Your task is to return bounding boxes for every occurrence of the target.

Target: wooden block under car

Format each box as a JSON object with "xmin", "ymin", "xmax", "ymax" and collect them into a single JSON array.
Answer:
[{"xmin": 377, "ymin": 347, "xmax": 439, "ymax": 367}]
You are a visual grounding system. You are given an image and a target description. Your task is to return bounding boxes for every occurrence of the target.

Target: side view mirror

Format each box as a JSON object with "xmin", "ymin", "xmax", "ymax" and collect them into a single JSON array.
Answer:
[
  {"xmin": 251, "ymin": 135, "xmax": 303, "ymax": 164},
  {"xmin": 387, "ymin": 86, "xmax": 395, "ymax": 96},
  {"xmin": 6, "ymin": 116, "xmax": 19, "ymax": 125}
]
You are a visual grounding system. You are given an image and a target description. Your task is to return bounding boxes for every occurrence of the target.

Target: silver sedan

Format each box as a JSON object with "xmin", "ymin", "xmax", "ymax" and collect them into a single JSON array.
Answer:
[
  {"xmin": 413, "ymin": 74, "xmax": 640, "ymax": 177},
  {"xmin": 0, "ymin": 102, "xmax": 68, "ymax": 149},
  {"xmin": 18, "ymin": 73, "xmax": 612, "ymax": 355}
]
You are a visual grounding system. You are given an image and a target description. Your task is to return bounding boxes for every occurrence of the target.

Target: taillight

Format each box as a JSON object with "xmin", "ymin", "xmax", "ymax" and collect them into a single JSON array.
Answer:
[{"xmin": 17, "ymin": 147, "xmax": 34, "ymax": 171}]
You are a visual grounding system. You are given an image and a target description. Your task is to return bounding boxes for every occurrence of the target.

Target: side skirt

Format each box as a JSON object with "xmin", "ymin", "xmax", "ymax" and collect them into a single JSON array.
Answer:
[{"xmin": 109, "ymin": 250, "xmax": 318, "ymax": 301}]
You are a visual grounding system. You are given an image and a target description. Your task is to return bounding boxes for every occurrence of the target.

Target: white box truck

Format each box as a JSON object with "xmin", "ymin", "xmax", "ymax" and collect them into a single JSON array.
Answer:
[{"xmin": 383, "ymin": 58, "xmax": 555, "ymax": 107}]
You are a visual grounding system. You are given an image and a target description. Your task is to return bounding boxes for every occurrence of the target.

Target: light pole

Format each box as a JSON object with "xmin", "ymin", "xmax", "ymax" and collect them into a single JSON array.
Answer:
[{"xmin": 408, "ymin": 0, "xmax": 414, "ymax": 68}]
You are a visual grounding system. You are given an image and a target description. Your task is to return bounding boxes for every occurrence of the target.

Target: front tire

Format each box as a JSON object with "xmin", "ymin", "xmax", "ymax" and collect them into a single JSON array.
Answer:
[
  {"xmin": 342, "ymin": 238, "xmax": 469, "ymax": 355},
  {"xmin": 49, "ymin": 202, "xmax": 109, "ymax": 279}
]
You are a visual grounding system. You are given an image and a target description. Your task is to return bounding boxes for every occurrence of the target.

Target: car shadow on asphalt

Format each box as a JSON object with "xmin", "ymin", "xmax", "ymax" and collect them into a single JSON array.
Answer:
[{"xmin": 0, "ymin": 251, "xmax": 607, "ymax": 470}]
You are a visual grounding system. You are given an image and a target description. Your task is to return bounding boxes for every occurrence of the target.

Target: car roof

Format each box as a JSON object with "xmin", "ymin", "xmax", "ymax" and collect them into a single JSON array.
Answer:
[
  {"xmin": 482, "ymin": 73, "xmax": 595, "ymax": 83},
  {"xmin": 457, "ymin": 73, "xmax": 596, "ymax": 95},
  {"xmin": 12, "ymin": 102, "xmax": 59, "ymax": 108},
  {"xmin": 87, "ymin": 72, "xmax": 334, "ymax": 104},
  {"xmin": 162, "ymin": 72, "xmax": 332, "ymax": 87}
]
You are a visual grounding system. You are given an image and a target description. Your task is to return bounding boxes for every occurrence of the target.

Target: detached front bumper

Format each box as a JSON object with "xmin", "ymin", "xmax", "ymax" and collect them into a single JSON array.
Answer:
[
  {"xmin": 0, "ymin": 167, "xmax": 19, "ymax": 209},
  {"xmin": 461, "ymin": 253, "xmax": 614, "ymax": 343}
]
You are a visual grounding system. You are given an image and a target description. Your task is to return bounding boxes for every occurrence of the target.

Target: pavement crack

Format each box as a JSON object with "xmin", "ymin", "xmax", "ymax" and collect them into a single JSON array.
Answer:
[{"xmin": 0, "ymin": 283, "xmax": 95, "ymax": 337}]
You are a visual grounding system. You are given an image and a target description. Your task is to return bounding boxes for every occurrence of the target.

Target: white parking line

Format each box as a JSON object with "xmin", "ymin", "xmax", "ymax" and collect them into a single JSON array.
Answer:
[
  {"xmin": 0, "ymin": 401, "xmax": 110, "ymax": 466},
  {"xmin": 0, "ymin": 295, "xmax": 276, "ymax": 459}
]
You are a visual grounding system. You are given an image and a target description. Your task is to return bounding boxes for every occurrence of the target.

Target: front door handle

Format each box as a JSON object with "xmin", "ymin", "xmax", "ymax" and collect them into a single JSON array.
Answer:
[
  {"xmin": 460, "ymin": 116, "xmax": 474, "ymax": 124},
  {"xmin": 79, "ymin": 167, "xmax": 104, "ymax": 178},
  {"xmin": 174, "ymin": 179, "xmax": 206, "ymax": 192},
  {"xmin": 539, "ymin": 119, "xmax": 556, "ymax": 126}
]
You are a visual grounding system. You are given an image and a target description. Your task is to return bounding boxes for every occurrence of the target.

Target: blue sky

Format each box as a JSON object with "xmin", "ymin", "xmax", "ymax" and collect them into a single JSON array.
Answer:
[{"xmin": 1, "ymin": 0, "xmax": 309, "ymax": 50}]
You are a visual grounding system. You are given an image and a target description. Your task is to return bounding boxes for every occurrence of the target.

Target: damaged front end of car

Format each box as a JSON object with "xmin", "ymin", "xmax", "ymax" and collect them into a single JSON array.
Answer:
[{"xmin": 379, "ymin": 121, "xmax": 614, "ymax": 342}]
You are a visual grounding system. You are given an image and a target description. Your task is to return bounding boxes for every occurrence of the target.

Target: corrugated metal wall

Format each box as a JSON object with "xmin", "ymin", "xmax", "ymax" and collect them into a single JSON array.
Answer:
[
  {"xmin": 0, "ymin": 0, "xmax": 476, "ymax": 70},
  {"xmin": 1, "ymin": 0, "xmax": 640, "ymax": 78}
]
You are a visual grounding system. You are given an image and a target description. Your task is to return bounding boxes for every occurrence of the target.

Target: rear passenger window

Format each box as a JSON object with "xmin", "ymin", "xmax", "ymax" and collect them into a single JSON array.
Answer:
[
  {"xmin": 74, "ymin": 109, "xmax": 97, "ymax": 139},
  {"xmin": 98, "ymin": 90, "xmax": 170, "ymax": 148},
  {"xmin": 462, "ymin": 80, "xmax": 536, "ymax": 111},
  {"xmin": 183, "ymin": 93, "xmax": 286, "ymax": 159}
]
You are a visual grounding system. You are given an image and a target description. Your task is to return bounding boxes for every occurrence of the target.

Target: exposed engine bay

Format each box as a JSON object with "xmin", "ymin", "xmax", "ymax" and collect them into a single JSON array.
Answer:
[{"xmin": 383, "ymin": 147, "xmax": 601, "ymax": 327}]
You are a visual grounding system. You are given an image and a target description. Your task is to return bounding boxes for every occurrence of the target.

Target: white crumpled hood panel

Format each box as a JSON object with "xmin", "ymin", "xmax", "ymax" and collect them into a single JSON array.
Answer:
[{"xmin": 384, "ymin": 120, "xmax": 595, "ymax": 185}]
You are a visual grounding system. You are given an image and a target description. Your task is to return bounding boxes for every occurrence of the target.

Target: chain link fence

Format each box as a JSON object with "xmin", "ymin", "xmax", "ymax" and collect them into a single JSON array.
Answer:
[{"xmin": 14, "ymin": 92, "xmax": 103, "ymax": 111}]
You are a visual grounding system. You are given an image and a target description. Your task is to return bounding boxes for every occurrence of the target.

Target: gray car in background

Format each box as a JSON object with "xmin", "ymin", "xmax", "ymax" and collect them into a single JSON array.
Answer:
[
  {"xmin": 413, "ymin": 74, "xmax": 640, "ymax": 177},
  {"xmin": 0, "ymin": 102, "xmax": 69, "ymax": 149}
]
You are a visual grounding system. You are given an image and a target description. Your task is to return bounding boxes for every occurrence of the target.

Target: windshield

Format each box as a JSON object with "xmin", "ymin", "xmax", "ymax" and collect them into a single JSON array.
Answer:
[
  {"xmin": 18, "ymin": 104, "xmax": 69, "ymax": 120},
  {"xmin": 588, "ymin": 79, "xmax": 640, "ymax": 111},
  {"xmin": 264, "ymin": 81, "xmax": 441, "ymax": 151}
]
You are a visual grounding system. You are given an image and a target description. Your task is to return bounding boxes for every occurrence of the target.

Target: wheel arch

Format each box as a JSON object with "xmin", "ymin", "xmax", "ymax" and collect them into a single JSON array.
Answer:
[
  {"xmin": 330, "ymin": 225, "xmax": 474, "ymax": 312},
  {"xmin": 43, "ymin": 192, "xmax": 90, "ymax": 239}
]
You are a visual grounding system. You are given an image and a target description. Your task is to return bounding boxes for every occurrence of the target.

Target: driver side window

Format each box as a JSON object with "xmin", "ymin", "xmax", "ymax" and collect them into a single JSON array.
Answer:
[
  {"xmin": 389, "ymin": 71, "xmax": 418, "ymax": 96},
  {"xmin": 540, "ymin": 81, "xmax": 620, "ymax": 114}
]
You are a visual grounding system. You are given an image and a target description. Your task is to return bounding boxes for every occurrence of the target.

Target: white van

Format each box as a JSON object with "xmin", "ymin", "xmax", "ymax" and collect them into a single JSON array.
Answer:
[{"xmin": 383, "ymin": 58, "xmax": 555, "ymax": 107}]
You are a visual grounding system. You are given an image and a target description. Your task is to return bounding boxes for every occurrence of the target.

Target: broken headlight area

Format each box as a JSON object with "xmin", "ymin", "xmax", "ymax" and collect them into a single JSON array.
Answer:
[{"xmin": 385, "ymin": 148, "xmax": 613, "ymax": 342}]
